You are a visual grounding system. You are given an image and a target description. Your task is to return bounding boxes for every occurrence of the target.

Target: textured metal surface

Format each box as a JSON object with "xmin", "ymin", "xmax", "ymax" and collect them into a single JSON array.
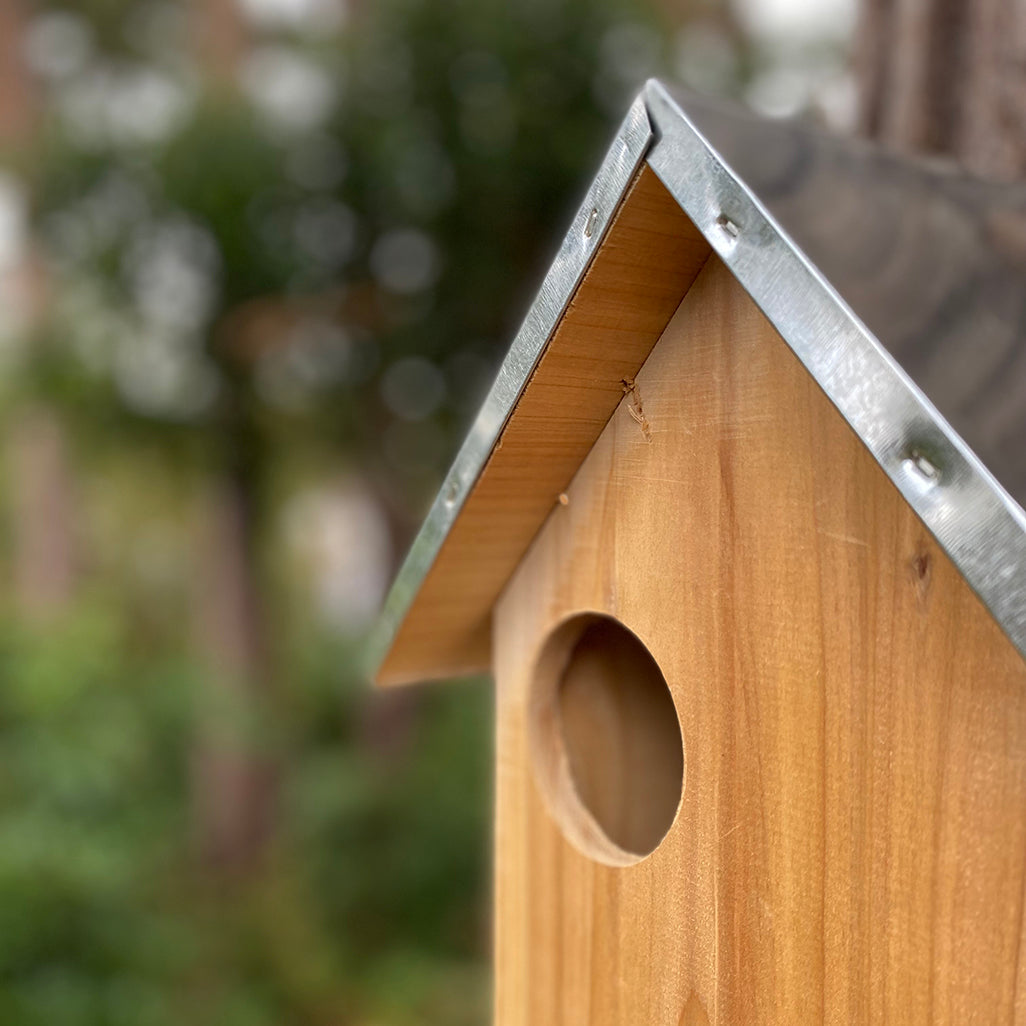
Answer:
[
  {"xmin": 366, "ymin": 95, "xmax": 654, "ymax": 676},
  {"xmin": 644, "ymin": 79, "xmax": 1026, "ymax": 660}
]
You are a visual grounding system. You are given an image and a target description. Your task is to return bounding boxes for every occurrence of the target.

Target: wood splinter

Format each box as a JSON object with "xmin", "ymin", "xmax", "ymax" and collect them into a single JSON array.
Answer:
[{"xmin": 621, "ymin": 376, "xmax": 653, "ymax": 442}]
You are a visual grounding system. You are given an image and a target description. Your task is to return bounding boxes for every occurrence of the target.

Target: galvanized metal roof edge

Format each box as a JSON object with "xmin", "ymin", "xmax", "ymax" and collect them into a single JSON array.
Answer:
[{"xmin": 365, "ymin": 94, "xmax": 655, "ymax": 680}]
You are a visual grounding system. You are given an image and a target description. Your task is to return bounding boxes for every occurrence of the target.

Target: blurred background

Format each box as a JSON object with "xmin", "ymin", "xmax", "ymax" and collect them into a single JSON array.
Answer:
[{"xmin": 0, "ymin": 1, "xmax": 855, "ymax": 1023}]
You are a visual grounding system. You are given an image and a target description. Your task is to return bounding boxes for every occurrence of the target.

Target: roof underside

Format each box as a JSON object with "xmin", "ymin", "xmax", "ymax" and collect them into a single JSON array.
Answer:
[{"xmin": 371, "ymin": 80, "xmax": 1026, "ymax": 686}]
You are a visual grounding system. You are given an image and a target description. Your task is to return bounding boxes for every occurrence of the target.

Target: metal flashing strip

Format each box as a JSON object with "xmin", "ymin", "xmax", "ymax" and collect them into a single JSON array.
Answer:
[
  {"xmin": 643, "ymin": 79, "xmax": 1026, "ymax": 660},
  {"xmin": 367, "ymin": 95, "xmax": 654, "ymax": 678}
]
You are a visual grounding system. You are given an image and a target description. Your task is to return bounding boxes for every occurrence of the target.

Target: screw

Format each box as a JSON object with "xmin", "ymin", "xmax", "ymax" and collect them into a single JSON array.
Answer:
[
  {"xmin": 904, "ymin": 448, "xmax": 941, "ymax": 484},
  {"xmin": 443, "ymin": 479, "xmax": 460, "ymax": 508},
  {"xmin": 716, "ymin": 213, "xmax": 740, "ymax": 239}
]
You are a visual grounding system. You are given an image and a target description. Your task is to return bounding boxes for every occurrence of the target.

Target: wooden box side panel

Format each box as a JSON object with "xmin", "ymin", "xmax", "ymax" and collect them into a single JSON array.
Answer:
[{"xmin": 493, "ymin": 256, "xmax": 1026, "ymax": 1026}]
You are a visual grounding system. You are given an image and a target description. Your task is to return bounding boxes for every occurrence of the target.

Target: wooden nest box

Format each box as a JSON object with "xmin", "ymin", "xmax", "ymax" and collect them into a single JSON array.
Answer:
[{"xmin": 371, "ymin": 81, "xmax": 1026, "ymax": 1023}]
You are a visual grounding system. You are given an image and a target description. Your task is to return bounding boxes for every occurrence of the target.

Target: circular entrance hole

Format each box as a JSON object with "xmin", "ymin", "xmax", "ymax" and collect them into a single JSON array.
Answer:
[{"xmin": 529, "ymin": 613, "xmax": 684, "ymax": 865}]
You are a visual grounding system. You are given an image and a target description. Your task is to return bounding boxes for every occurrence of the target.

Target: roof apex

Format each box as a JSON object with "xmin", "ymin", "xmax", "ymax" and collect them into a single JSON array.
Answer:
[{"xmin": 369, "ymin": 79, "xmax": 1026, "ymax": 685}]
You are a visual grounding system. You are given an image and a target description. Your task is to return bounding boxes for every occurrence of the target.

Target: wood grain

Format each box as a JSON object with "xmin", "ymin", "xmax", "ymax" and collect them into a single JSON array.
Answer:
[
  {"xmin": 493, "ymin": 256, "xmax": 1026, "ymax": 1025},
  {"xmin": 377, "ymin": 167, "xmax": 711, "ymax": 684}
]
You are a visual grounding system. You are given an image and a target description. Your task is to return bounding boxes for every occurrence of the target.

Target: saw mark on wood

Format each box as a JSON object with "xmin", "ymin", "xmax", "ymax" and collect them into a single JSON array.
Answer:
[
  {"xmin": 621, "ymin": 376, "xmax": 652, "ymax": 442},
  {"xmin": 817, "ymin": 528, "xmax": 869, "ymax": 549}
]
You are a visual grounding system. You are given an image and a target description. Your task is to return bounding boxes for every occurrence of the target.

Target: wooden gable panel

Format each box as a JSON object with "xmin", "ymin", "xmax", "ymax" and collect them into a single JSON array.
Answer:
[{"xmin": 494, "ymin": 256, "xmax": 1026, "ymax": 1025}]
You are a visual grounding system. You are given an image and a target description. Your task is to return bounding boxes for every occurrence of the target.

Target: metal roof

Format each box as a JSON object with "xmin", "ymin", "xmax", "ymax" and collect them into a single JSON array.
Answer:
[{"xmin": 370, "ymin": 79, "xmax": 1026, "ymax": 678}]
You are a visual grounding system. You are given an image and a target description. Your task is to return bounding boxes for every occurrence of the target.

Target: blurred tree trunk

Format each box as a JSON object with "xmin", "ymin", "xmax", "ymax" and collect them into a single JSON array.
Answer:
[
  {"xmin": 7, "ymin": 407, "xmax": 76, "ymax": 619},
  {"xmin": 0, "ymin": 0, "xmax": 36, "ymax": 146},
  {"xmin": 1, "ymin": 2, "xmax": 76, "ymax": 621},
  {"xmin": 192, "ymin": 470, "xmax": 275, "ymax": 870},
  {"xmin": 187, "ymin": 0, "xmax": 249, "ymax": 84},
  {"xmin": 184, "ymin": 0, "xmax": 274, "ymax": 873},
  {"xmin": 857, "ymin": 0, "xmax": 1026, "ymax": 180}
]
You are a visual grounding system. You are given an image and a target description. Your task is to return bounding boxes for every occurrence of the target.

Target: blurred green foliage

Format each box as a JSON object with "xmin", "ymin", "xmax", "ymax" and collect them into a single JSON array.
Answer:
[
  {"xmin": 20, "ymin": 0, "xmax": 676, "ymax": 510},
  {"xmin": 0, "ymin": 0, "xmax": 693, "ymax": 1021},
  {"xmin": 0, "ymin": 604, "xmax": 491, "ymax": 1024}
]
